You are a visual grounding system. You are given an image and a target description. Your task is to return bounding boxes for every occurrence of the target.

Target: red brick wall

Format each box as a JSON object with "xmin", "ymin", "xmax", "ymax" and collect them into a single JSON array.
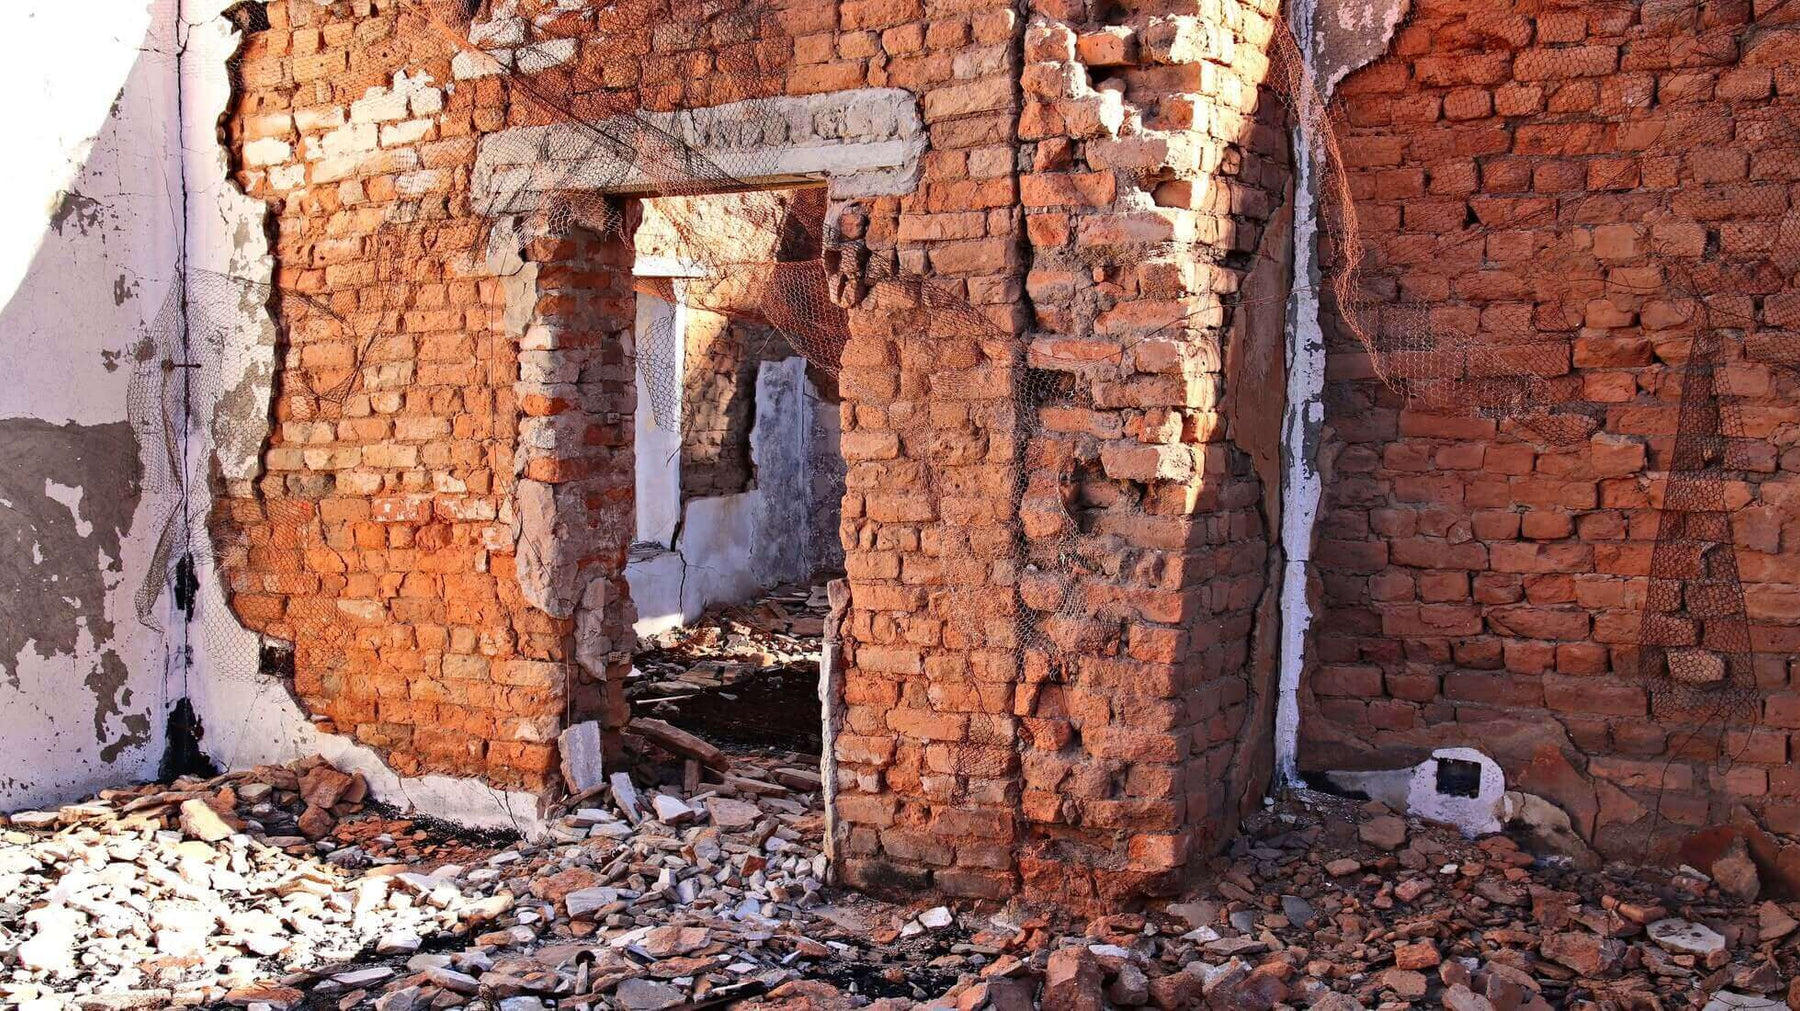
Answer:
[
  {"xmin": 1304, "ymin": 0, "xmax": 1800, "ymax": 860},
  {"xmin": 1003, "ymin": 0, "xmax": 1291, "ymax": 904},
  {"xmin": 221, "ymin": 0, "xmax": 1294, "ymax": 906},
  {"xmin": 220, "ymin": 0, "xmax": 801, "ymax": 791}
]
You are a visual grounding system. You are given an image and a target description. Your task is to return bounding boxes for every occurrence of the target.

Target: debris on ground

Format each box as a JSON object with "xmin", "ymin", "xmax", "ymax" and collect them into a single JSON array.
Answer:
[
  {"xmin": 5, "ymin": 756, "xmax": 1795, "ymax": 1010},
  {"xmin": 628, "ymin": 583, "xmax": 832, "ymax": 751}
]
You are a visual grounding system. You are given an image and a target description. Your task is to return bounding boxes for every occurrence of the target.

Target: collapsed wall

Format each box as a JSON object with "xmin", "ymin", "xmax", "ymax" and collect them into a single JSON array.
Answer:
[{"xmin": 14, "ymin": 0, "xmax": 1791, "ymax": 911}]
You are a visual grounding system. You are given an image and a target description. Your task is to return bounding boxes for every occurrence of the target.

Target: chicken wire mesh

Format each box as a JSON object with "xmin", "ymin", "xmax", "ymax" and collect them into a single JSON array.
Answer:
[
  {"xmin": 1288, "ymin": 0, "xmax": 1800, "ymax": 729},
  {"xmin": 99, "ymin": 0, "xmax": 1797, "ymax": 788}
]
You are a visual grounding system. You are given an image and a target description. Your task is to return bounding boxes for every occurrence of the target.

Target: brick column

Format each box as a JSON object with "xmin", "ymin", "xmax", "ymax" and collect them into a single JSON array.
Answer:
[{"xmin": 512, "ymin": 220, "xmax": 639, "ymax": 755}]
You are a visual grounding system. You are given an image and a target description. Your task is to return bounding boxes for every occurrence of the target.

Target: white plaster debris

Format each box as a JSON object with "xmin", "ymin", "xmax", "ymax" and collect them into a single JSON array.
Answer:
[
  {"xmin": 1323, "ymin": 748, "xmax": 1508, "ymax": 838},
  {"xmin": 1648, "ymin": 918, "xmax": 1728, "ymax": 958},
  {"xmin": 1404, "ymin": 747, "xmax": 1507, "ymax": 837},
  {"xmin": 0, "ymin": 752, "xmax": 878, "ymax": 1011}
]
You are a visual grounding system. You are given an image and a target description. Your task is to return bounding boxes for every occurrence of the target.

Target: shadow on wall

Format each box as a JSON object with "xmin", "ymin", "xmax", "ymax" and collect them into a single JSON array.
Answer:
[{"xmin": 0, "ymin": 3, "xmax": 186, "ymax": 809}]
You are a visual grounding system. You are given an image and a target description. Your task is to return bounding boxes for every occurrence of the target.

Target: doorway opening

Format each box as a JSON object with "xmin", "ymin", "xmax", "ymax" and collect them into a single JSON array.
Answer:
[{"xmin": 612, "ymin": 185, "xmax": 846, "ymax": 799}]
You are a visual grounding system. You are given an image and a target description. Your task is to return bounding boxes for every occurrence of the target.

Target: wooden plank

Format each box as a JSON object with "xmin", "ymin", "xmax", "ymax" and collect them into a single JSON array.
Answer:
[{"xmin": 629, "ymin": 717, "xmax": 730, "ymax": 771}]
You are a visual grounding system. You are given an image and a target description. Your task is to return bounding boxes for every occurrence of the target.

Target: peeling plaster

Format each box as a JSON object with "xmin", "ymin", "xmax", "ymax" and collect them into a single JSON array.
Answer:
[
  {"xmin": 0, "ymin": 420, "xmax": 151, "ymax": 766},
  {"xmin": 164, "ymin": 2, "xmax": 548, "ymax": 835},
  {"xmin": 625, "ymin": 358, "xmax": 843, "ymax": 634},
  {"xmin": 48, "ymin": 190, "xmax": 104, "ymax": 237},
  {"xmin": 1275, "ymin": 0, "xmax": 1410, "ymax": 788},
  {"xmin": 514, "ymin": 478, "xmax": 586, "ymax": 620}
]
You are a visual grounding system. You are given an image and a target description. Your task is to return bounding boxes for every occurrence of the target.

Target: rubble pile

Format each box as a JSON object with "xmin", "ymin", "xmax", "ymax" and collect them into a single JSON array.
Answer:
[
  {"xmin": 1, "ymin": 748, "xmax": 951, "ymax": 1011},
  {"xmin": 907, "ymin": 795, "xmax": 1800, "ymax": 1011},
  {"xmin": 627, "ymin": 583, "xmax": 833, "ymax": 750},
  {"xmin": 3, "ymin": 753, "xmax": 1797, "ymax": 1010},
  {"xmin": 630, "ymin": 583, "xmax": 829, "ymax": 699},
  {"xmin": 7, "ymin": 755, "xmax": 377, "ymax": 845}
]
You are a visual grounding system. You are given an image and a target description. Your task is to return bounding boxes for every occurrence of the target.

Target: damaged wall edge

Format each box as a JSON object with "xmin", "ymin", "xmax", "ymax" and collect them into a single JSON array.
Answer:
[
  {"xmin": 1274, "ymin": 0, "xmax": 1411, "ymax": 789},
  {"xmin": 169, "ymin": 1, "xmax": 550, "ymax": 836}
]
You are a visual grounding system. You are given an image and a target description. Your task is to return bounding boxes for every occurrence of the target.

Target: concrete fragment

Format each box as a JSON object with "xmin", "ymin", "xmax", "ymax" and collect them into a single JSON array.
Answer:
[
  {"xmin": 614, "ymin": 979, "xmax": 685, "ymax": 1010},
  {"xmin": 1647, "ymin": 918, "xmax": 1726, "ymax": 958},
  {"xmin": 631, "ymin": 717, "xmax": 729, "ymax": 770},
  {"xmin": 650, "ymin": 793, "xmax": 693, "ymax": 824},
  {"xmin": 610, "ymin": 772, "xmax": 641, "ymax": 823},
  {"xmin": 557, "ymin": 721, "xmax": 604, "ymax": 795},
  {"xmin": 705, "ymin": 797, "xmax": 761, "ymax": 829},
  {"xmin": 422, "ymin": 966, "xmax": 481, "ymax": 994}
]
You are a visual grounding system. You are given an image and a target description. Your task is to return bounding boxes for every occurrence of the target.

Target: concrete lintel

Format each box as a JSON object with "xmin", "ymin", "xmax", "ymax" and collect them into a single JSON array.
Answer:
[{"xmin": 473, "ymin": 88, "xmax": 925, "ymax": 211}]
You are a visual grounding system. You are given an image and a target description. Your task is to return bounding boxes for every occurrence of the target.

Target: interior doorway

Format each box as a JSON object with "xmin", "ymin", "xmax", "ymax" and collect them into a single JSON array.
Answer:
[{"xmin": 619, "ymin": 186, "xmax": 846, "ymax": 763}]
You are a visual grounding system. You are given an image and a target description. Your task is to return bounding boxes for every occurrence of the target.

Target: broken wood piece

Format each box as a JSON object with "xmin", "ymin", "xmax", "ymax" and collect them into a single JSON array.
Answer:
[
  {"xmin": 629, "ymin": 717, "xmax": 730, "ymax": 771},
  {"xmin": 725, "ymin": 775, "xmax": 789, "ymax": 796},
  {"xmin": 556, "ymin": 781, "xmax": 610, "ymax": 815},
  {"xmin": 772, "ymin": 767, "xmax": 822, "ymax": 792}
]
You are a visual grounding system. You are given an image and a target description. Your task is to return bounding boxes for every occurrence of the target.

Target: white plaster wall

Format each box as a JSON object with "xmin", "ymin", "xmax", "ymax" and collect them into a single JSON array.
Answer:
[
  {"xmin": 0, "ymin": 0, "xmax": 184, "ymax": 809},
  {"xmin": 627, "ymin": 357, "xmax": 839, "ymax": 637},
  {"xmin": 633, "ymin": 293, "xmax": 685, "ymax": 549}
]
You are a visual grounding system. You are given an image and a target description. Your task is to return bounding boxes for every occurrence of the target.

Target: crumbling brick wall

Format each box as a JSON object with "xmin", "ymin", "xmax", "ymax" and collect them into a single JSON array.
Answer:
[
  {"xmin": 1001, "ymin": 0, "xmax": 1292, "ymax": 903},
  {"xmin": 1303, "ymin": 0, "xmax": 1800, "ymax": 865},
  {"xmin": 220, "ymin": 0, "xmax": 1293, "ymax": 907},
  {"xmin": 679, "ymin": 315, "xmax": 795, "ymax": 502}
]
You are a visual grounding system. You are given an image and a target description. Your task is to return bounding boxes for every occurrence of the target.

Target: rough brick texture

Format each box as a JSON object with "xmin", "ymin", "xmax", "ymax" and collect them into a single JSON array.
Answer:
[
  {"xmin": 1304, "ymin": 0, "xmax": 1800, "ymax": 862},
  {"xmin": 220, "ymin": 0, "xmax": 1291, "ymax": 908},
  {"xmin": 998, "ymin": 0, "xmax": 1291, "ymax": 905}
]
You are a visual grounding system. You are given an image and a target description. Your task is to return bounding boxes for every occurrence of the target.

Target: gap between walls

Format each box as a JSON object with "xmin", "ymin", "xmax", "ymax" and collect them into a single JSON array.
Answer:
[{"xmin": 1274, "ymin": 0, "xmax": 1411, "ymax": 789}]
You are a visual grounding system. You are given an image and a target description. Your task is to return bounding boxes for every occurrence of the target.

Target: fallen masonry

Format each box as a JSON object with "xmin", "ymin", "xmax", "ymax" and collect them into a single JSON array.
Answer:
[
  {"xmin": 628, "ymin": 582, "xmax": 832, "ymax": 752},
  {"xmin": 2, "ymin": 754, "xmax": 1796, "ymax": 1010}
]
